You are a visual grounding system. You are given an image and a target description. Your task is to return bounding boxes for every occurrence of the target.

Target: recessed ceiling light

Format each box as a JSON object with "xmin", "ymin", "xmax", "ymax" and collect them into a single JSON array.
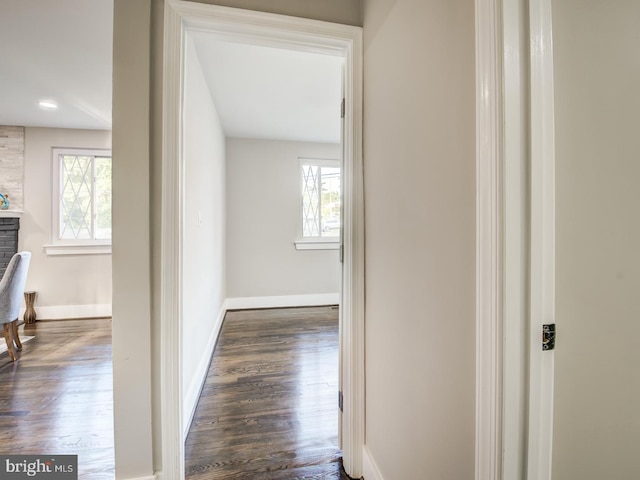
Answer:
[{"xmin": 38, "ymin": 100, "xmax": 58, "ymax": 111}]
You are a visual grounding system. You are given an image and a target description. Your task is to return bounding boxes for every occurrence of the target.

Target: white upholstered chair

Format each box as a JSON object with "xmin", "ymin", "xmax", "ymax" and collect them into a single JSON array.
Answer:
[{"xmin": 0, "ymin": 251, "xmax": 31, "ymax": 361}]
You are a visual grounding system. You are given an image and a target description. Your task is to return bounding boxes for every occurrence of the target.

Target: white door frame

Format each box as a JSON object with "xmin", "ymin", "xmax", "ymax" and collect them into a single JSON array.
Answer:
[
  {"xmin": 475, "ymin": 0, "xmax": 504, "ymax": 479},
  {"xmin": 526, "ymin": 0, "xmax": 556, "ymax": 478},
  {"xmin": 476, "ymin": 0, "xmax": 556, "ymax": 479},
  {"xmin": 160, "ymin": 2, "xmax": 364, "ymax": 479}
]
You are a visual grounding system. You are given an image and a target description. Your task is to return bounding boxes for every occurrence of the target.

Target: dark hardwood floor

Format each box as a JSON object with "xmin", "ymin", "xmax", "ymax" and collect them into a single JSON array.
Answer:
[
  {"xmin": 0, "ymin": 318, "xmax": 114, "ymax": 479},
  {"xmin": 0, "ymin": 307, "xmax": 348, "ymax": 480},
  {"xmin": 185, "ymin": 306, "xmax": 351, "ymax": 479}
]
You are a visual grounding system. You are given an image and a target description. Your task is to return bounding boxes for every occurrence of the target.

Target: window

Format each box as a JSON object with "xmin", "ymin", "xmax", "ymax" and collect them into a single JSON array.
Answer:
[
  {"xmin": 46, "ymin": 148, "xmax": 112, "ymax": 255},
  {"xmin": 296, "ymin": 158, "xmax": 340, "ymax": 250}
]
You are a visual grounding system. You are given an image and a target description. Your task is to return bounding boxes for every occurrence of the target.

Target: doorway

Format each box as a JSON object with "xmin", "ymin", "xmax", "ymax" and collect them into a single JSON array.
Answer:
[{"xmin": 160, "ymin": 3, "xmax": 364, "ymax": 479}]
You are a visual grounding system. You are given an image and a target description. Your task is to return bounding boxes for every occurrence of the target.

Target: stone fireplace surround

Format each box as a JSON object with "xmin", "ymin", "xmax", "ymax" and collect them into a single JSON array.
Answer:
[
  {"xmin": 0, "ymin": 216, "xmax": 20, "ymax": 278},
  {"xmin": 0, "ymin": 125, "xmax": 25, "ymax": 278}
]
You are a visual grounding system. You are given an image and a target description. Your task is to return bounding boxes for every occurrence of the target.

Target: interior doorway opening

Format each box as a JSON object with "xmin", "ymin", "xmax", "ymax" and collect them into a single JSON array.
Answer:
[
  {"xmin": 161, "ymin": 3, "xmax": 364, "ymax": 479},
  {"xmin": 182, "ymin": 29, "xmax": 344, "ymax": 475}
]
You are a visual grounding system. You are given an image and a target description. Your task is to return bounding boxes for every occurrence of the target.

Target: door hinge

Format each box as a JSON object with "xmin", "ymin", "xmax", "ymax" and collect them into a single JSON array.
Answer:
[
  {"xmin": 339, "ymin": 244, "xmax": 344, "ymax": 263},
  {"xmin": 338, "ymin": 390, "xmax": 344, "ymax": 412},
  {"xmin": 542, "ymin": 323, "xmax": 556, "ymax": 351},
  {"xmin": 341, "ymin": 98, "xmax": 345, "ymax": 119}
]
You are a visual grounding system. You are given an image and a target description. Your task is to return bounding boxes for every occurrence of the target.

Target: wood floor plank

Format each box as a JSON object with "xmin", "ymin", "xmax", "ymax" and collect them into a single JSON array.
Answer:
[
  {"xmin": 0, "ymin": 318, "xmax": 114, "ymax": 479},
  {"xmin": 185, "ymin": 306, "xmax": 352, "ymax": 479}
]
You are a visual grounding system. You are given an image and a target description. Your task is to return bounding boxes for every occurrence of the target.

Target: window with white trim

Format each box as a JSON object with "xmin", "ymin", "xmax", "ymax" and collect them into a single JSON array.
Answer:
[
  {"xmin": 296, "ymin": 158, "xmax": 341, "ymax": 250},
  {"xmin": 47, "ymin": 148, "xmax": 112, "ymax": 255}
]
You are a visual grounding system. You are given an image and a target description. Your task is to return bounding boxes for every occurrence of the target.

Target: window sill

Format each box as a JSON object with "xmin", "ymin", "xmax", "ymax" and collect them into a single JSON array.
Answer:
[
  {"xmin": 294, "ymin": 240, "xmax": 340, "ymax": 251},
  {"xmin": 44, "ymin": 243, "xmax": 112, "ymax": 256}
]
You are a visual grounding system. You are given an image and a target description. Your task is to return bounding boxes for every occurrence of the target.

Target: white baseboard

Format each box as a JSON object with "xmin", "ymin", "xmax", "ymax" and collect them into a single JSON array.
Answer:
[
  {"xmin": 225, "ymin": 293, "xmax": 339, "ymax": 310},
  {"xmin": 182, "ymin": 305, "xmax": 226, "ymax": 440},
  {"xmin": 121, "ymin": 476, "xmax": 156, "ymax": 480},
  {"xmin": 21, "ymin": 303, "xmax": 112, "ymax": 320},
  {"xmin": 363, "ymin": 445, "xmax": 385, "ymax": 480}
]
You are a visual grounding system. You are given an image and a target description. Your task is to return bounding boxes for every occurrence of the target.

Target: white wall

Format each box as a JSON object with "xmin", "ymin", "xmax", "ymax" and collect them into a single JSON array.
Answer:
[
  {"xmin": 226, "ymin": 138, "xmax": 341, "ymax": 301},
  {"xmin": 21, "ymin": 127, "xmax": 112, "ymax": 318},
  {"xmin": 552, "ymin": 1, "xmax": 640, "ymax": 478},
  {"xmin": 182, "ymin": 36, "xmax": 227, "ymax": 428},
  {"xmin": 112, "ymin": 0, "xmax": 154, "ymax": 477},
  {"xmin": 363, "ymin": 0, "xmax": 476, "ymax": 478}
]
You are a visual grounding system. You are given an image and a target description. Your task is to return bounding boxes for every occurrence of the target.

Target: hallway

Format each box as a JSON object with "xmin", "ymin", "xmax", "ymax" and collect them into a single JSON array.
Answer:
[{"xmin": 185, "ymin": 306, "xmax": 349, "ymax": 479}]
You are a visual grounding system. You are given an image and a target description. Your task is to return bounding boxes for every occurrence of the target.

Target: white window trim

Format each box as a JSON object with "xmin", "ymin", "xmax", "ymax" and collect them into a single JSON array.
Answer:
[
  {"xmin": 44, "ymin": 243, "xmax": 112, "ymax": 256},
  {"xmin": 294, "ymin": 238, "xmax": 341, "ymax": 251},
  {"xmin": 47, "ymin": 147, "xmax": 112, "ymax": 256},
  {"xmin": 296, "ymin": 157, "xmax": 341, "ymax": 250}
]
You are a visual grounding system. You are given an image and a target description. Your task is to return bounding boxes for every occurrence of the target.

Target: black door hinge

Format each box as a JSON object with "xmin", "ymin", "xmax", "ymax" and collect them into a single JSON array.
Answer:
[{"xmin": 542, "ymin": 324, "xmax": 556, "ymax": 351}]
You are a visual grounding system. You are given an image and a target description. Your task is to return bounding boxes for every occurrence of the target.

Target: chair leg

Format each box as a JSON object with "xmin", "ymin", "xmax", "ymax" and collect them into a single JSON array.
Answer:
[
  {"xmin": 12, "ymin": 321, "xmax": 22, "ymax": 350},
  {"xmin": 3, "ymin": 324, "xmax": 16, "ymax": 362}
]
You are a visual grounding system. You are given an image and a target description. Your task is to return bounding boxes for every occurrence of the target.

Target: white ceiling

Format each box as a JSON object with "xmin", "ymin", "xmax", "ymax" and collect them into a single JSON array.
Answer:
[
  {"xmin": 0, "ymin": 0, "xmax": 113, "ymax": 130},
  {"xmin": 191, "ymin": 33, "xmax": 343, "ymax": 144},
  {"xmin": 0, "ymin": 0, "xmax": 343, "ymax": 144}
]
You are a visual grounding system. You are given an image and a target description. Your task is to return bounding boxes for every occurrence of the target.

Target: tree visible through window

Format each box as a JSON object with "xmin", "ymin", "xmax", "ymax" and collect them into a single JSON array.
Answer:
[
  {"xmin": 301, "ymin": 159, "xmax": 340, "ymax": 239},
  {"xmin": 54, "ymin": 149, "xmax": 112, "ymax": 242}
]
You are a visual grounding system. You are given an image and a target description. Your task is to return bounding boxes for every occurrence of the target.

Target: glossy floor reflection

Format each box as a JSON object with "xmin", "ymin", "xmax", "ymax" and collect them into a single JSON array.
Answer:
[
  {"xmin": 185, "ymin": 306, "xmax": 349, "ymax": 479},
  {"xmin": 0, "ymin": 319, "xmax": 114, "ymax": 480}
]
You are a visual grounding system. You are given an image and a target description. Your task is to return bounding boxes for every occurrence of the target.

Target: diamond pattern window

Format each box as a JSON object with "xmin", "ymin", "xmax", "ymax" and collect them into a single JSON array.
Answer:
[
  {"xmin": 301, "ymin": 159, "xmax": 340, "ymax": 239},
  {"xmin": 52, "ymin": 148, "xmax": 112, "ymax": 247}
]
